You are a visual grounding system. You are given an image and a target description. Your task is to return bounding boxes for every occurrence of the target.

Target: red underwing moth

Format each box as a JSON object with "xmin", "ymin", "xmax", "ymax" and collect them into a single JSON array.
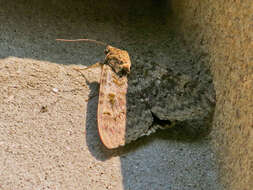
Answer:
[{"xmin": 56, "ymin": 39, "xmax": 131, "ymax": 149}]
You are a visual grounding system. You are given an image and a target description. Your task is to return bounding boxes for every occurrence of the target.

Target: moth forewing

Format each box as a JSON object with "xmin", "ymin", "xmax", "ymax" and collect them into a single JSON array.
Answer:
[
  {"xmin": 97, "ymin": 65, "xmax": 128, "ymax": 148},
  {"xmin": 97, "ymin": 46, "xmax": 131, "ymax": 149}
]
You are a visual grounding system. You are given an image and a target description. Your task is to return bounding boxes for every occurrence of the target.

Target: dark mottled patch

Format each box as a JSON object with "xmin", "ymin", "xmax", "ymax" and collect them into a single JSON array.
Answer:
[
  {"xmin": 101, "ymin": 78, "xmax": 107, "ymax": 84},
  {"xmin": 102, "ymin": 70, "xmax": 107, "ymax": 78},
  {"xmin": 100, "ymin": 92, "xmax": 104, "ymax": 97}
]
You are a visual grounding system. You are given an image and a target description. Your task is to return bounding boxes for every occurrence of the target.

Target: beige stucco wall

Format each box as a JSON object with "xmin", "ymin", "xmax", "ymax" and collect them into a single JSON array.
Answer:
[{"xmin": 171, "ymin": 1, "xmax": 252, "ymax": 189}]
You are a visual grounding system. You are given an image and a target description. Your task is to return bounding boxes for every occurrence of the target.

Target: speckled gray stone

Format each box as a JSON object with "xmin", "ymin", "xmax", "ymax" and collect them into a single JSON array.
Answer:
[{"xmin": 125, "ymin": 41, "xmax": 216, "ymax": 143}]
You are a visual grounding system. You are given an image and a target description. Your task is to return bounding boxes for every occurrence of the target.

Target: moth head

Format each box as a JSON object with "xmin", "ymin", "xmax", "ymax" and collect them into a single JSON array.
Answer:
[{"xmin": 104, "ymin": 45, "xmax": 131, "ymax": 76}]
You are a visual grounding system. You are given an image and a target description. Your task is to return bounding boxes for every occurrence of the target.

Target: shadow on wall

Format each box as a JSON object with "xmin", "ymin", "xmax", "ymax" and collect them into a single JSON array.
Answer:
[{"xmin": 0, "ymin": 0, "xmax": 173, "ymax": 65}]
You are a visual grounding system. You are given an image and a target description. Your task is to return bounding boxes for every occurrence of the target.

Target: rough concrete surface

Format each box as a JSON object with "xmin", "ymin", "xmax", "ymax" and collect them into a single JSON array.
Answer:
[
  {"xmin": 171, "ymin": 1, "xmax": 253, "ymax": 189},
  {"xmin": 0, "ymin": 0, "xmax": 223, "ymax": 189}
]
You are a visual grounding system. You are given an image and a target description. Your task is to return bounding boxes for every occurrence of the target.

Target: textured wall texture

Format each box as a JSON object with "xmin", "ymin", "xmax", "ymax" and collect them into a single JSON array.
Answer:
[
  {"xmin": 0, "ymin": 1, "xmax": 223, "ymax": 189},
  {"xmin": 0, "ymin": 0, "xmax": 251, "ymax": 189},
  {"xmin": 171, "ymin": 0, "xmax": 252, "ymax": 189}
]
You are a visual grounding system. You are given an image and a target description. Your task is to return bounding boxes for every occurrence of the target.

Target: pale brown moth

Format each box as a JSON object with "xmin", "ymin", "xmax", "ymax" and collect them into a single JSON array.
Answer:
[{"xmin": 56, "ymin": 39, "xmax": 131, "ymax": 149}]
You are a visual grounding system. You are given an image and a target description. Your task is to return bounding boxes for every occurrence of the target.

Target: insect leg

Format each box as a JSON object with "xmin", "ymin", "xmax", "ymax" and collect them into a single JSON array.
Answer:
[
  {"xmin": 73, "ymin": 62, "xmax": 102, "ymax": 82},
  {"xmin": 73, "ymin": 62, "xmax": 103, "ymax": 100},
  {"xmin": 74, "ymin": 62, "xmax": 102, "ymax": 71}
]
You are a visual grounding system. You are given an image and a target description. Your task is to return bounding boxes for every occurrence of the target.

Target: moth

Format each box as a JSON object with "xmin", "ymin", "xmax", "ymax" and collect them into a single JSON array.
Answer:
[{"xmin": 56, "ymin": 39, "xmax": 131, "ymax": 149}]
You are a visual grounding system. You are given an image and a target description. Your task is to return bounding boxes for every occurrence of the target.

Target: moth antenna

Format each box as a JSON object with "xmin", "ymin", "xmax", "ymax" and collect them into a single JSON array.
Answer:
[{"xmin": 56, "ymin": 38, "xmax": 107, "ymax": 46}]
